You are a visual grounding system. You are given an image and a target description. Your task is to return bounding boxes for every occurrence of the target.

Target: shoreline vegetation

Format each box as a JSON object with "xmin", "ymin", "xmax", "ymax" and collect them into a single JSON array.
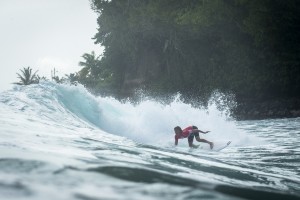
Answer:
[{"xmin": 15, "ymin": 0, "xmax": 300, "ymax": 121}]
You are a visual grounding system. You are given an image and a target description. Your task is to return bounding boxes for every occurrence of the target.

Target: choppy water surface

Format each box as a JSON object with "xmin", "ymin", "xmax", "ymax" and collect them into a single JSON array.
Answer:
[{"xmin": 0, "ymin": 82, "xmax": 299, "ymax": 200}]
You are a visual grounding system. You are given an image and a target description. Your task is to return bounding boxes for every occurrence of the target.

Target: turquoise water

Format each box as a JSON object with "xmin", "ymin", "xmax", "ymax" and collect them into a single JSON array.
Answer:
[{"xmin": 0, "ymin": 82, "xmax": 299, "ymax": 200}]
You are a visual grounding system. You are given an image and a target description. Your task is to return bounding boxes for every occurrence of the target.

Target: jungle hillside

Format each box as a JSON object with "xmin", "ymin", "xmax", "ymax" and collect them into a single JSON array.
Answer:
[{"xmin": 75, "ymin": 0, "xmax": 300, "ymax": 120}]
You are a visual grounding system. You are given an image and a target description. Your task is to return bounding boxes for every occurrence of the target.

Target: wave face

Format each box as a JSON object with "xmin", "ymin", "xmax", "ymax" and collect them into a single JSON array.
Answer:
[{"xmin": 0, "ymin": 82, "xmax": 299, "ymax": 200}]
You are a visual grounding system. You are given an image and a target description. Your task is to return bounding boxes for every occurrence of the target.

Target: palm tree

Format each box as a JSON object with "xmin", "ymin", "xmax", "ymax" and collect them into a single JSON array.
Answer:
[
  {"xmin": 65, "ymin": 73, "xmax": 78, "ymax": 85},
  {"xmin": 14, "ymin": 67, "xmax": 39, "ymax": 85},
  {"xmin": 78, "ymin": 51, "xmax": 101, "ymax": 80}
]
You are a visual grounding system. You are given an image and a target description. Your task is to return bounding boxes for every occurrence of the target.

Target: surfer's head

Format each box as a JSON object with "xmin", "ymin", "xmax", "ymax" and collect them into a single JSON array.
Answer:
[{"xmin": 174, "ymin": 126, "xmax": 182, "ymax": 134}]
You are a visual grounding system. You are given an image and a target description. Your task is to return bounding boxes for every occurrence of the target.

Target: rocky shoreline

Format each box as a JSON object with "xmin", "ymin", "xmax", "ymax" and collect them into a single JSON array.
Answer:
[{"xmin": 233, "ymin": 98, "xmax": 300, "ymax": 120}]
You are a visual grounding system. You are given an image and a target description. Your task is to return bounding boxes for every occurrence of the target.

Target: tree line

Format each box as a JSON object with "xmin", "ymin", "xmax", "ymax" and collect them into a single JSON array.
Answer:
[
  {"xmin": 16, "ymin": 0, "xmax": 300, "ymax": 111},
  {"xmin": 74, "ymin": 0, "xmax": 300, "ymax": 106}
]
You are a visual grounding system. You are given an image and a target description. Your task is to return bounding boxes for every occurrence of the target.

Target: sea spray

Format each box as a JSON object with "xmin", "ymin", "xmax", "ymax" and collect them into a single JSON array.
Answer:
[
  {"xmin": 81, "ymin": 83, "xmax": 258, "ymax": 146},
  {"xmin": 4, "ymin": 82, "xmax": 261, "ymax": 147}
]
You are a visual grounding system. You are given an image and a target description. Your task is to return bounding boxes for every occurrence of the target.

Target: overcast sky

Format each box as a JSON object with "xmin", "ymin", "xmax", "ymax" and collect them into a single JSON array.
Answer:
[{"xmin": 0, "ymin": 0, "xmax": 103, "ymax": 91}]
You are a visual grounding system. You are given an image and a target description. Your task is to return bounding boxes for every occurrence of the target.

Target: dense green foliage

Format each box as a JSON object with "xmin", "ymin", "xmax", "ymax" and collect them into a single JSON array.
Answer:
[{"xmin": 77, "ymin": 0, "xmax": 300, "ymax": 105}]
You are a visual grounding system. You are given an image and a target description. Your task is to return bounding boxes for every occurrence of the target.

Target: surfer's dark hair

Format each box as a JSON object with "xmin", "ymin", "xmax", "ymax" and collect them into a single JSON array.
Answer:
[{"xmin": 174, "ymin": 126, "xmax": 182, "ymax": 132}]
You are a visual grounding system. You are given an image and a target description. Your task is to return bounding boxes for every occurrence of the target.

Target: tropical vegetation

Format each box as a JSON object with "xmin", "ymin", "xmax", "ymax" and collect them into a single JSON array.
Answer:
[
  {"xmin": 14, "ymin": 67, "xmax": 39, "ymax": 85},
  {"xmin": 14, "ymin": 1, "xmax": 300, "ymax": 119},
  {"xmin": 73, "ymin": 0, "xmax": 300, "ymax": 110}
]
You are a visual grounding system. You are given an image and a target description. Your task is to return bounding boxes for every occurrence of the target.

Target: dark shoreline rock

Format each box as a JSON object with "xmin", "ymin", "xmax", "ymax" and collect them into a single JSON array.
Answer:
[{"xmin": 233, "ymin": 98, "xmax": 300, "ymax": 120}]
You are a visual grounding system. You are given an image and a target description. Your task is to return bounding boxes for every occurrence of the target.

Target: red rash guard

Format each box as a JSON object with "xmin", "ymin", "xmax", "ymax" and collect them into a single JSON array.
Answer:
[{"xmin": 175, "ymin": 126, "xmax": 193, "ymax": 141}]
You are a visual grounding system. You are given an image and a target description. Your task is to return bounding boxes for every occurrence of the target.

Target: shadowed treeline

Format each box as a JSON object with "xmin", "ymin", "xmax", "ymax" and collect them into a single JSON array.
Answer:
[{"xmin": 74, "ymin": 0, "xmax": 300, "ymax": 119}]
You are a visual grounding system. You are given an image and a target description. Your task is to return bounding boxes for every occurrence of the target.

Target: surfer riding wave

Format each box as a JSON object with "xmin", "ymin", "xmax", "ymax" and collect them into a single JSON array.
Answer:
[{"xmin": 174, "ymin": 126, "xmax": 214, "ymax": 149}]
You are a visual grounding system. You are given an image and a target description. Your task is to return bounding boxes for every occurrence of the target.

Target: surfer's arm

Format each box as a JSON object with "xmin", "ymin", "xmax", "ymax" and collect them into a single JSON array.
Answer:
[
  {"xmin": 175, "ymin": 138, "xmax": 178, "ymax": 146},
  {"xmin": 193, "ymin": 129, "xmax": 210, "ymax": 134}
]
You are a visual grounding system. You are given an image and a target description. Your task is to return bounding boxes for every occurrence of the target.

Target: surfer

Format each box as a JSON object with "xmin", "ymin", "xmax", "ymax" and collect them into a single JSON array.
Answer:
[{"xmin": 174, "ymin": 126, "xmax": 214, "ymax": 149}]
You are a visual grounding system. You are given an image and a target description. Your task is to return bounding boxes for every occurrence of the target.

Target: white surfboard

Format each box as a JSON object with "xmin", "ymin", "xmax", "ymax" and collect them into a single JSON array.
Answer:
[
  {"xmin": 196, "ymin": 141, "xmax": 231, "ymax": 151},
  {"xmin": 214, "ymin": 141, "xmax": 231, "ymax": 151}
]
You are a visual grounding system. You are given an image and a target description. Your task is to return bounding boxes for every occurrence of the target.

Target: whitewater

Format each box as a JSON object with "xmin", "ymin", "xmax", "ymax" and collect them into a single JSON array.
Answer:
[{"xmin": 0, "ymin": 82, "xmax": 299, "ymax": 200}]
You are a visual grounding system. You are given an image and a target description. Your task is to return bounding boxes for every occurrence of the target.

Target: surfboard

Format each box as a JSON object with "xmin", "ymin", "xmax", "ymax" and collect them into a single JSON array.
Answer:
[
  {"xmin": 196, "ymin": 141, "xmax": 231, "ymax": 151},
  {"xmin": 214, "ymin": 141, "xmax": 231, "ymax": 151}
]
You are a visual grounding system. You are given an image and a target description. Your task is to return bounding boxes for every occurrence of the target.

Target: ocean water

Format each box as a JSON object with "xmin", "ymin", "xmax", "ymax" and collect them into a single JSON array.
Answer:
[{"xmin": 0, "ymin": 82, "xmax": 299, "ymax": 200}]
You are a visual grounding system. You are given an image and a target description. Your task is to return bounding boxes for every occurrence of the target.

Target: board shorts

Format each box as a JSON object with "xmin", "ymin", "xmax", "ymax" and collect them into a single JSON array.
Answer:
[{"xmin": 188, "ymin": 126, "xmax": 199, "ymax": 143}]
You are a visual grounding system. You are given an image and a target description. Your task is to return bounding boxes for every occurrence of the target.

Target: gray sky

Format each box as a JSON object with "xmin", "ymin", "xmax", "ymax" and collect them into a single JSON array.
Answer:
[{"xmin": 0, "ymin": 0, "xmax": 103, "ymax": 91}]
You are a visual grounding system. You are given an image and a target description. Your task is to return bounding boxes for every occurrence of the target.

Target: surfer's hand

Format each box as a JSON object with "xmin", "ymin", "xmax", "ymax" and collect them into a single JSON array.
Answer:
[
  {"xmin": 209, "ymin": 142, "xmax": 214, "ymax": 149},
  {"xmin": 205, "ymin": 131, "xmax": 210, "ymax": 134}
]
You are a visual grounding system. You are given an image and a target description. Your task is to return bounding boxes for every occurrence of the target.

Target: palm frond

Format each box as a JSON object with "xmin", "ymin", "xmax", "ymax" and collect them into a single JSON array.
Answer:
[{"xmin": 15, "ymin": 67, "xmax": 39, "ymax": 85}]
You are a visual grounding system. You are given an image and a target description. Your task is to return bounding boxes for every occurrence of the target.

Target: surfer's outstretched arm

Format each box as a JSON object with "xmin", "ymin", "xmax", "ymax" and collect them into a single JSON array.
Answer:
[{"xmin": 193, "ymin": 129, "xmax": 210, "ymax": 134}]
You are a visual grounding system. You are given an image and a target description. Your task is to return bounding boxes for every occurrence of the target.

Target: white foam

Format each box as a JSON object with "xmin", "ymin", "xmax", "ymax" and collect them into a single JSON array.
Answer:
[{"xmin": 1, "ymin": 82, "xmax": 261, "ymax": 147}]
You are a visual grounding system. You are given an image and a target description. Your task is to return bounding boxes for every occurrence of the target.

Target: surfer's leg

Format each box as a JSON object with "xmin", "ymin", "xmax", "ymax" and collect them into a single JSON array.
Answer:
[
  {"xmin": 195, "ymin": 136, "xmax": 214, "ymax": 149},
  {"xmin": 194, "ymin": 132, "xmax": 200, "ymax": 141},
  {"xmin": 188, "ymin": 134, "xmax": 195, "ymax": 147}
]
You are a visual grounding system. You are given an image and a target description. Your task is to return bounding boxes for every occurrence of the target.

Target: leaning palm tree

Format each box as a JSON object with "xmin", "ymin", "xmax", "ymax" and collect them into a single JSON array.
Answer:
[{"xmin": 14, "ymin": 67, "xmax": 39, "ymax": 85}]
